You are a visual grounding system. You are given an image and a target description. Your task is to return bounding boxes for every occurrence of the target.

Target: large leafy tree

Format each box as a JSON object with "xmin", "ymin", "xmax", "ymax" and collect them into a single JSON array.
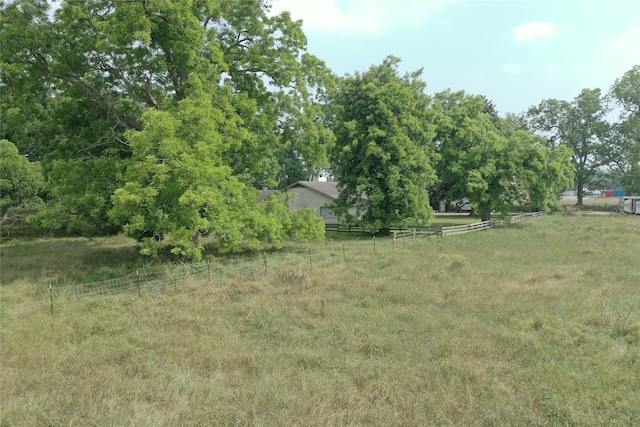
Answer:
[
  {"xmin": 329, "ymin": 56, "xmax": 437, "ymax": 231},
  {"xmin": 527, "ymin": 89, "xmax": 609, "ymax": 205},
  {"xmin": 431, "ymin": 91, "xmax": 573, "ymax": 220},
  {"xmin": 606, "ymin": 65, "xmax": 640, "ymax": 194},
  {"xmin": 1, "ymin": 0, "xmax": 332, "ymax": 250},
  {"xmin": 431, "ymin": 90, "xmax": 511, "ymax": 220},
  {"xmin": 109, "ymin": 84, "xmax": 286, "ymax": 259},
  {"xmin": 500, "ymin": 120, "xmax": 574, "ymax": 213}
]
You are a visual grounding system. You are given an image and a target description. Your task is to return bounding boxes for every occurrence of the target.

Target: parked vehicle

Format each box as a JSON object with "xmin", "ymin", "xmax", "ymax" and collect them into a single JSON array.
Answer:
[{"xmin": 619, "ymin": 196, "xmax": 640, "ymax": 215}]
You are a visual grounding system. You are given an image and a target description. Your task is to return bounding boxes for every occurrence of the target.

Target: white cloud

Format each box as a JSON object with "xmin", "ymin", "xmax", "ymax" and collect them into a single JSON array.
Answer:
[
  {"xmin": 513, "ymin": 21, "xmax": 560, "ymax": 42},
  {"xmin": 500, "ymin": 64, "xmax": 523, "ymax": 75},
  {"xmin": 546, "ymin": 62, "xmax": 560, "ymax": 73},
  {"xmin": 600, "ymin": 27, "xmax": 640, "ymax": 64},
  {"xmin": 269, "ymin": 0, "xmax": 351, "ymax": 31},
  {"xmin": 269, "ymin": 0, "xmax": 456, "ymax": 34},
  {"xmin": 591, "ymin": 27, "xmax": 640, "ymax": 87}
]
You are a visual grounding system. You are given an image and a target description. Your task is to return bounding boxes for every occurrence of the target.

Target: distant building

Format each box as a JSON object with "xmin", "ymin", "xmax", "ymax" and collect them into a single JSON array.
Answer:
[{"xmin": 286, "ymin": 181, "xmax": 361, "ymax": 225}]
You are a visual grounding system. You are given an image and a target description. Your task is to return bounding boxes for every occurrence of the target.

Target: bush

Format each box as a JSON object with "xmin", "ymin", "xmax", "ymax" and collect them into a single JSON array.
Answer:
[{"xmin": 290, "ymin": 208, "xmax": 325, "ymax": 243}]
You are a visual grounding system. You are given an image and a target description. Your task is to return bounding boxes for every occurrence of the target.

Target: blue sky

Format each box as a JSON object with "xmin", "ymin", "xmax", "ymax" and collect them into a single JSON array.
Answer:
[{"xmin": 269, "ymin": 0, "xmax": 640, "ymax": 116}]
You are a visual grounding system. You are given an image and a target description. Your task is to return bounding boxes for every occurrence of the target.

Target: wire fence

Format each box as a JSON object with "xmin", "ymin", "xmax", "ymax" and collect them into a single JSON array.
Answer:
[{"xmin": 0, "ymin": 212, "xmax": 542, "ymax": 324}]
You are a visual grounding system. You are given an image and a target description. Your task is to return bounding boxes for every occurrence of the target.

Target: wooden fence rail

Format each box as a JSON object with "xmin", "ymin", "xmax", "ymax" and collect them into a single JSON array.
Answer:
[
  {"xmin": 404, "ymin": 212, "xmax": 543, "ymax": 240},
  {"xmin": 327, "ymin": 212, "xmax": 544, "ymax": 236}
]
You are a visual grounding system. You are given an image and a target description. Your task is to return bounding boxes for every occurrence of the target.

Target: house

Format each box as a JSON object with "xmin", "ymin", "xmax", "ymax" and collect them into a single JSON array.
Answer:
[
  {"xmin": 286, "ymin": 181, "xmax": 360, "ymax": 225},
  {"xmin": 286, "ymin": 181, "xmax": 341, "ymax": 224},
  {"xmin": 260, "ymin": 180, "xmax": 362, "ymax": 224}
]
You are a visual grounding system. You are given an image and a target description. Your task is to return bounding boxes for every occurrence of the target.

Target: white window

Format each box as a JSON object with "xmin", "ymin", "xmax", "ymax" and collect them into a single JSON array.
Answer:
[{"xmin": 319, "ymin": 207, "xmax": 335, "ymax": 218}]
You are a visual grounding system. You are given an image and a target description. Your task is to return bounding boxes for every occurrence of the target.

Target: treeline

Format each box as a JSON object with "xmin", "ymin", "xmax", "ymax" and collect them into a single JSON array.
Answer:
[{"xmin": 0, "ymin": 1, "xmax": 637, "ymax": 258}]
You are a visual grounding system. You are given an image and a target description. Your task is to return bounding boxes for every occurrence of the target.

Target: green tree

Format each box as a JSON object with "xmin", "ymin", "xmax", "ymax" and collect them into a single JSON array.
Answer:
[
  {"xmin": 1, "ymin": 0, "xmax": 333, "ymax": 245},
  {"xmin": 527, "ymin": 89, "xmax": 610, "ymax": 205},
  {"xmin": 431, "ymin": 90, "xmax": 510, "ymax": 220},
  {"xmin": 431, "ymin": 91, "xmax": 573, "ymax": 220},
  {"xmin": 109, "ymin": 86, "xmax": 289, "ymax": 259},
  {"xmin": 0, "ymin": 139, "xmax": 44, "ymax": 218},
  {"xmin": 500, "ymin": 122, "xmax": 574, "ymax": 213},
  {"xmin": 606, "ymin": 65, "xmax": 640, "ymax": 194},
  {"xmin": 329, "ymin": 56, "xmax": 437, "ymax": 232}
]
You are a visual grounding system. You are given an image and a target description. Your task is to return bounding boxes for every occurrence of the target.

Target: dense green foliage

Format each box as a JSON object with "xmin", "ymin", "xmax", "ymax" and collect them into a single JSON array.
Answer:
[
  {"xmin": 431, "ymin": 91, "xmax": 573, "ymax": 220},
  {"xmin": 289, "ymin": 206, "xmax": 326, "ymax": 243},
  {"xmin": 1, "ymin": 1, "xmax": 632, "ymax": 257},
  {"xmin": 329, "ymin": 56, "xmax": 437, "ymax": 230},
  {"xmin": 1, "ymin": 0, "xmax": 332, "ymax": 255},
  {"xmin": 525, "ymin": 71, "xmax": 640, "ymax": 202},
  {"xmin": 607, "ymin": 65, "xmax": 640, "ymax": 195},
  {"xmin": 527, "ymin": 89, "xmax": 609, "ymax": 205},
  {"xmin": 0, "ymin": 139, "xmax": 44, "ymax": 216}
]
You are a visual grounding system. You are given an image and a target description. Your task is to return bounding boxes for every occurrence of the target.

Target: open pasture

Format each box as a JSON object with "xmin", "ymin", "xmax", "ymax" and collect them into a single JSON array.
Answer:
[
  {"xmin": 560, "ymin": 196, "xmax": 621, "ymax": 212},
  {"xmin": 1, "ymin": 214, "xmax": 639, "ymax": 426}
]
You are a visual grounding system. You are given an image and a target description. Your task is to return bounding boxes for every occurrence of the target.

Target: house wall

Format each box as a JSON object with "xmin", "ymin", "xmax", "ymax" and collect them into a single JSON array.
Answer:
[
  {"xmin": 287, "ymin": 186, "xmax": 360, "ymax": 225},
  {"xmin": 287, "ymin": 187, "xmax": 341, "ymax": 225}
]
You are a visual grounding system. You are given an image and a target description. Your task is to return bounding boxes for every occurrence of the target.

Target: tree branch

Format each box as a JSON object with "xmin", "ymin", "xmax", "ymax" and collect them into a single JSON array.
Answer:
[
  {"xmin": 141, "ymin": 0, "xmax": 170, "ymax": 22},
  {"xmin": 50, "ymin": 71, "xmax": 142, "ymax": 131}
]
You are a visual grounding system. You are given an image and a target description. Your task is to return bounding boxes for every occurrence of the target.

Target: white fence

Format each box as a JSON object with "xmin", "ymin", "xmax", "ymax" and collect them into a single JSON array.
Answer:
[{"xmin": 390, "ymin": 212, "xmax": 544, "ymax": 244}]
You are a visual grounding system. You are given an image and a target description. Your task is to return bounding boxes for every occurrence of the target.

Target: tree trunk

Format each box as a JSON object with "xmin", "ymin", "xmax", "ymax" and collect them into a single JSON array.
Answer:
[
  {"xmin": 478, "ymin": 203, "xmax": 491, "ymax": 222},
  {"xmin": 577, "ymin": 180, "xmax": 584, "ymax": 206}
]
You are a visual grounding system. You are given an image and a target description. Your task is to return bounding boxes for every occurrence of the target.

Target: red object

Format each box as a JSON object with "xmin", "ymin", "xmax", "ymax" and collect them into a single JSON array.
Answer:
[{"xmin": 605, "ymin": 190, "xmax": 614, "ymax": 197}]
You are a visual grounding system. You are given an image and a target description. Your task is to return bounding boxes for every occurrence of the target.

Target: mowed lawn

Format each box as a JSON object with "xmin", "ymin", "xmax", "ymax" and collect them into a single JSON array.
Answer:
[{"xmin": 1, "ymin": 213, "xmax": 639, "ymax": 426}]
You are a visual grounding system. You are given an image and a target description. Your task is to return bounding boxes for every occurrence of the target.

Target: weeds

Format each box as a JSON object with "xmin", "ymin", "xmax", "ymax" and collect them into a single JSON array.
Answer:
[{"xmin": 1, "ymin": 214, "xmax": 639, "ymax": 425}]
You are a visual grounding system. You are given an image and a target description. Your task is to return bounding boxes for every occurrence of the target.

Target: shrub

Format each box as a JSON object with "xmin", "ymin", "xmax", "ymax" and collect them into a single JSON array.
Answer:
[{"xmin": 290, "ymin": 207, "xmax": 325, "ymax": 243}]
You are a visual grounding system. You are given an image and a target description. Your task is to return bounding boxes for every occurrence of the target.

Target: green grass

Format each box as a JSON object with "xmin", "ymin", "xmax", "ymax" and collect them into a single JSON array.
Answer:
[
  {"xmin": 0, "ymin": 234, "xmax": 143, "ymax": 290},
  {"xmin": 431, "ymin": 213, "xmax": 482, "ymax": 226},
  {"xmin": 561, "ymin": 196, "xmax": 621, "ymax": 212},
  {"xmin": 2, "ymin": 214, "xmax": 640, "ymax": 425}
]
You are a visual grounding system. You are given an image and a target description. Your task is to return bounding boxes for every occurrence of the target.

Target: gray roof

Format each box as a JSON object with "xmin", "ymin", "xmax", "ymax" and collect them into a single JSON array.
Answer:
[
  {"xmin": 287, "ymin": 181, "xmax": 340, "ymax": 199},
  {"xmin": 258, "ymin": 189, "xmax": 279, "ymax": 201}
]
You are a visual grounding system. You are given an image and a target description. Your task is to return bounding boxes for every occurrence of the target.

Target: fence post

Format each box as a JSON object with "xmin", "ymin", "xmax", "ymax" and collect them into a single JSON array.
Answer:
[
  {"xmin": 413, "ymin": 228, "xmax": 416, "ymax": 244},
  {"xmin": 136, "ymin": 270, "xmax": 141, "ymax": 297},
  {"xmin": 207, "ymin": 260, "xmax": 211, "ymax": 284},
  {"xmin": 373, "ymin": 235, "xmax": 376, "ymax": 255},
  {"xmin": 263, "ymin": 253, "xmax": 268, "ymax": 275},
  {"xmin": 49, "ymin": 283, "xmax": 54, "ymax": 317},
  {"xmin": 393, "ymin": 231, "xmax": 397, "ymax": 250}
]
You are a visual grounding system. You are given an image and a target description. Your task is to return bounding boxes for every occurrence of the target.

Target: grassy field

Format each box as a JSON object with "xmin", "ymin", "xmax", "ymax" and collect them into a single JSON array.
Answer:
[
  {"xmin": 560, "ymin": 196, "xmax": 621, "ymax": 212},
  {"xmin": 1, "ymin": 214, "xmax": 482, "ymax": 288},
  {"xmin": 1, "ymin": 213, "xmax": 639, "ymax": 426}
]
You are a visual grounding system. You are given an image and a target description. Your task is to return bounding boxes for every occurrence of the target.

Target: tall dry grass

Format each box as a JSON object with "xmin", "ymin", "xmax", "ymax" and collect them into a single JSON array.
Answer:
[{"xmin": 1, "ymin": 213, "xmax": 639, "ymax": 426}]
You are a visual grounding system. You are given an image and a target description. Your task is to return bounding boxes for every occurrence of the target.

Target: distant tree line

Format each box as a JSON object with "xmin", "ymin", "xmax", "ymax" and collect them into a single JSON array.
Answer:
[
  {"xmin": 1, "ymin": 1, "xmax": 637, "ymax": 257},
  {"xmin": 526, "ymin": 65, "xmax": 640, "ymax": 205}
]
